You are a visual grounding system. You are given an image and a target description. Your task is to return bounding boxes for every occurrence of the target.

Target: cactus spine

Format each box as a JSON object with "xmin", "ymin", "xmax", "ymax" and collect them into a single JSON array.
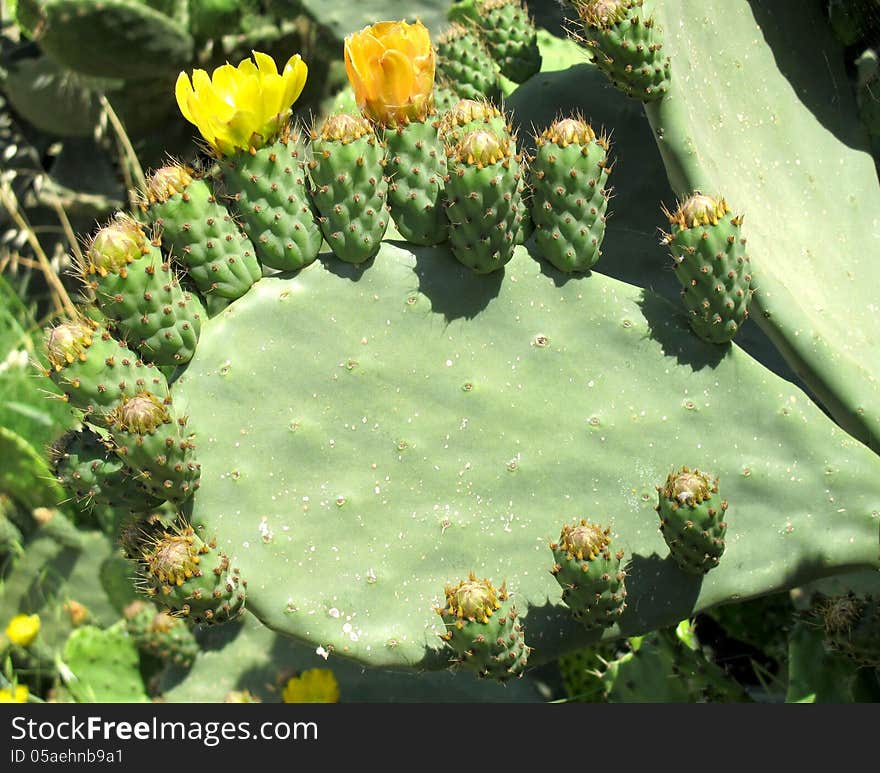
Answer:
[
  {"xmin": 656, "ymin": 467, "xmax": 728, "ymax": 575},
  {"xmin": 550, "ymin": 520, "xmax": 626, "ymax": 629},
  {"xmin": 662, "ymin": 193, "xmax": 753, "ymax": 344},
  {"xmin": 530, "ymin": 116, "xmax": 612, "ymax": 272},
  {"xmin": 308, "ymin": 114, "xmax": 389, "ymax": 263},
  {"xmin": 437, "ymin": 573, "xmax": 530, "ymax": 680}
]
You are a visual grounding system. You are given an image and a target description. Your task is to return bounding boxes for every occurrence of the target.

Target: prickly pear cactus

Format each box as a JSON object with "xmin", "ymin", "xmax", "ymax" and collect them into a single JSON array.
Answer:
[
  {"xmin": 219, "ymin": 133, "xmax": 323, "ymax": 271},
  {"xmin": 444, "ymin": 128, "xmax": 525, "ymax": 272},
  {"xmin": 26, "ymin": 17, "xmax": 880, "ymax": 686},
  {"xmin": 62, "ymin": 623, "xmax": 149, "ymax": 703},
  {"xmin": 474, "ymin": 0, "xmax": 542, "ymax": 84},
  {"xmin": 530, "ymin": 116, "xmax": 611, "ymax": 272},
  {"xmin": 124, "ymin": 601, "xmax": 199, "ymax": 668},
  {"xmin": 436, "ymin": 573, "xmax": 530, "ymax": 680},
  {"xmin": 145, "ymin": 165, "xmax": 262, "ymax": 303},
  {"xmin": 661, "ymin": 194, "xmax": 752, "ymax": 344},
  {"xmin": 572, "ymin": 0, "xmax": 671, "ymax": 101},
  {"xmin": 136, "ymin": 521, "xmax": 246, "ymax": 624},
  {"xmin": 550, "ymin": 521, "xmax": 626, "ymax": 630},
  {"xmin": 815, "ymin": 593, "xmax": 880, "ymax": 668},
  {"xmin": 308, "ymin": 114, "xmax": 390, "ymax": 264},
  {"xmin": 656, "ymin": 467, "xmax": 728, "ymax": 575},
  {"xmin": 436, "ymin": 24, "xmax": 502, "ymax": 103}
]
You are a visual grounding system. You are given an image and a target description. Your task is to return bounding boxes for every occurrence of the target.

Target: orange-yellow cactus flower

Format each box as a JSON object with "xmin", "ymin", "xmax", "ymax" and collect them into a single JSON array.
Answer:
[
  {"xmin": 175, "ymin": 51, "xmax": 308, "ymax": 156},
  {"xmin": 344, "ymin": 20, "xmax": 435, "ymax": 127}
]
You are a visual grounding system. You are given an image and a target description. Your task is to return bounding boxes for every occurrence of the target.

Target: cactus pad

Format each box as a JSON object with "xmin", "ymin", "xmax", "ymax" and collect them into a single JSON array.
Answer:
[{"xmin": 170, "ymin": 244, "xmax": 880, "ymax": 667}]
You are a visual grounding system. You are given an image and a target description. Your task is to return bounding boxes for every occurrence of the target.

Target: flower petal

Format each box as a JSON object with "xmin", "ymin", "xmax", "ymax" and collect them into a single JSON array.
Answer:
[
  {"xmin": 175, "ymin": 72, "xmax": 195, "ymax": 124},
  {"xmin": 252, "ymin": 50, "xmax": 278, "ymax": 76}
]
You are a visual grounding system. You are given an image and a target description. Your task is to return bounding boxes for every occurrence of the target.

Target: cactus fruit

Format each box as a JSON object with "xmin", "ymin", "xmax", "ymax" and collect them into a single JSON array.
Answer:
[
  {"xmin": 51, "ymin": 429, "xmax": 161, "ymax": 514},
  {"xmin": 383, "ymin": 120, "xmax": 449, "ymax": 245},
  {"xmin": 444, "ymin": 128, "xmax": 525, "ymax": 272},
  {"xmin": 661, "ymin": 193, "xmax": 753, "ymax": 344},
  {"xmin": 437, "ymin": 98, "xmax": 513, "ymax": 148},
  {"xmin": 437, "ymin": 573, "xmax": 530, "ymax": 680},
  {"xmin": 656, "ymin": 467, "xmax": 728, "ymax": 575},
  {"xmin": 436, "ymin": 24, "xmax": 502, "ymax": 103},
  {"xmin": 475, "ymin": 0, "xmax": 542, "ymax": 84},
  {"xmin": 573, "ymin": 0, "xmax": 671, "ymax": 101},
  {"xmin": 816, "ymin": 593, "xmax": 880, "ymax": 668},
  {"xmin": 116, "ymin": 506, "xmax": 178, "ymax": 561},
  {"xmin": 219, "ymin": 131, "xmax": 323, "ymax": 271},
  {"xmin": 82, "ymin": 217, "xmax": 204, "ymax": 365},
  {"xmin": 136, "ymin": 521, "xmax": 246, "ymax": 624},
  {"xmin": 124, "ymin": 601, "xmax": 199, "ymax": 668},
  {"xmin": 530, "ymin": 116, "xmax": 612, "ymax": 272},
  {"xmin": 44, "ymin": 317, "xmax": 169, "ymax": 415},
  {"xmin": 308, "ymin": 114, "xmax": 389, "ymax": 263},
  {"xmin": 105, "ymin": 391, "xmax": 200, "ymax": 503},
  {"xmin": 550, "ymin": 520, "xmax": 626, "ymax": 629},
  {"xmin": 145, "ymin": 164, "xmax": 262, "ymax": 302}
]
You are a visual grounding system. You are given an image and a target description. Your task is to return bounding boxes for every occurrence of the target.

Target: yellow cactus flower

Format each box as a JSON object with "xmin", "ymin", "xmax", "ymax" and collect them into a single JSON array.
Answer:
[
  {"xmin": 5, "ymin": 614, "xmax": 40, "ymax": 647},
  {"xmin": 344, "ymin": 20, "xmax": 435, "ymax": 127},
  {"xmin": 175, "ymin": 51, "xmax": 308, "ymax": 156},
  {"xmin": 281, "ymin": 668, "xmax": 340, "ymax": 703},
  {"xmin": 0, "ymin": 685, "xmax": 28, "ymax": 703}
]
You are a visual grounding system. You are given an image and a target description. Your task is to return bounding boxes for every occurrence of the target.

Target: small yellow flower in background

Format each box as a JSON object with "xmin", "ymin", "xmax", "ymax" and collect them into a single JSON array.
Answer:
[
  {"xmin": 281, "ymin": 668, "xmax": 340, "ymax": 703},
  {"xmin": 0, "ymin": 685, "xmax": 28, "ymax": 703},
  {"xmin": 344, "ymin": 20, "xmax": 435, "ymax": 127},
  {"xmin": 5, "ymin": 614, "xmax": 40, "ymax": 647},
  {"xmin": 175, "ymin": 51, "xmax": 308, "ymax": 156}
]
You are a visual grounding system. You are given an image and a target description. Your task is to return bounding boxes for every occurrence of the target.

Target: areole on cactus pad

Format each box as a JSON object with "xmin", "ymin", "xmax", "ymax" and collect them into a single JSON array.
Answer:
[{"xmin": 37, "ymin": 15, "xmax": 880, "ymax": 678}]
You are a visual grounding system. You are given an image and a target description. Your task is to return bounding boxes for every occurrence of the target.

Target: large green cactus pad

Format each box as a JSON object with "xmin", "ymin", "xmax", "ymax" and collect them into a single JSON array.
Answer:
[
  {"xmin": 35, "ymin": 0, "xmax": 194, "ymax": 80},
  {"xmin": 644, "ymin": 0, "xmax": 880, "ymax": 451},
  {"xmin": 173, "ymin": 243, "xmax": 880, "ymax": 668}
]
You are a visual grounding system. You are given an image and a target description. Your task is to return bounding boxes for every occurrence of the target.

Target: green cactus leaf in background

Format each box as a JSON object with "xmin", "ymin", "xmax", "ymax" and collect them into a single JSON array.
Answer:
[
  {"xmin": 62, "ymin": 622, "xmax": 148, "ymax": 702},
  {"xmin": 31, "ymin": 0, "xmax": 194, "ymax": 80},
  {"xmin": 171, "ymin": 242, "xmax": 880, "ymax": 669},
  {"xmin": 643, "ymin": 0, "xmax": 880, "ymax": 452}
]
